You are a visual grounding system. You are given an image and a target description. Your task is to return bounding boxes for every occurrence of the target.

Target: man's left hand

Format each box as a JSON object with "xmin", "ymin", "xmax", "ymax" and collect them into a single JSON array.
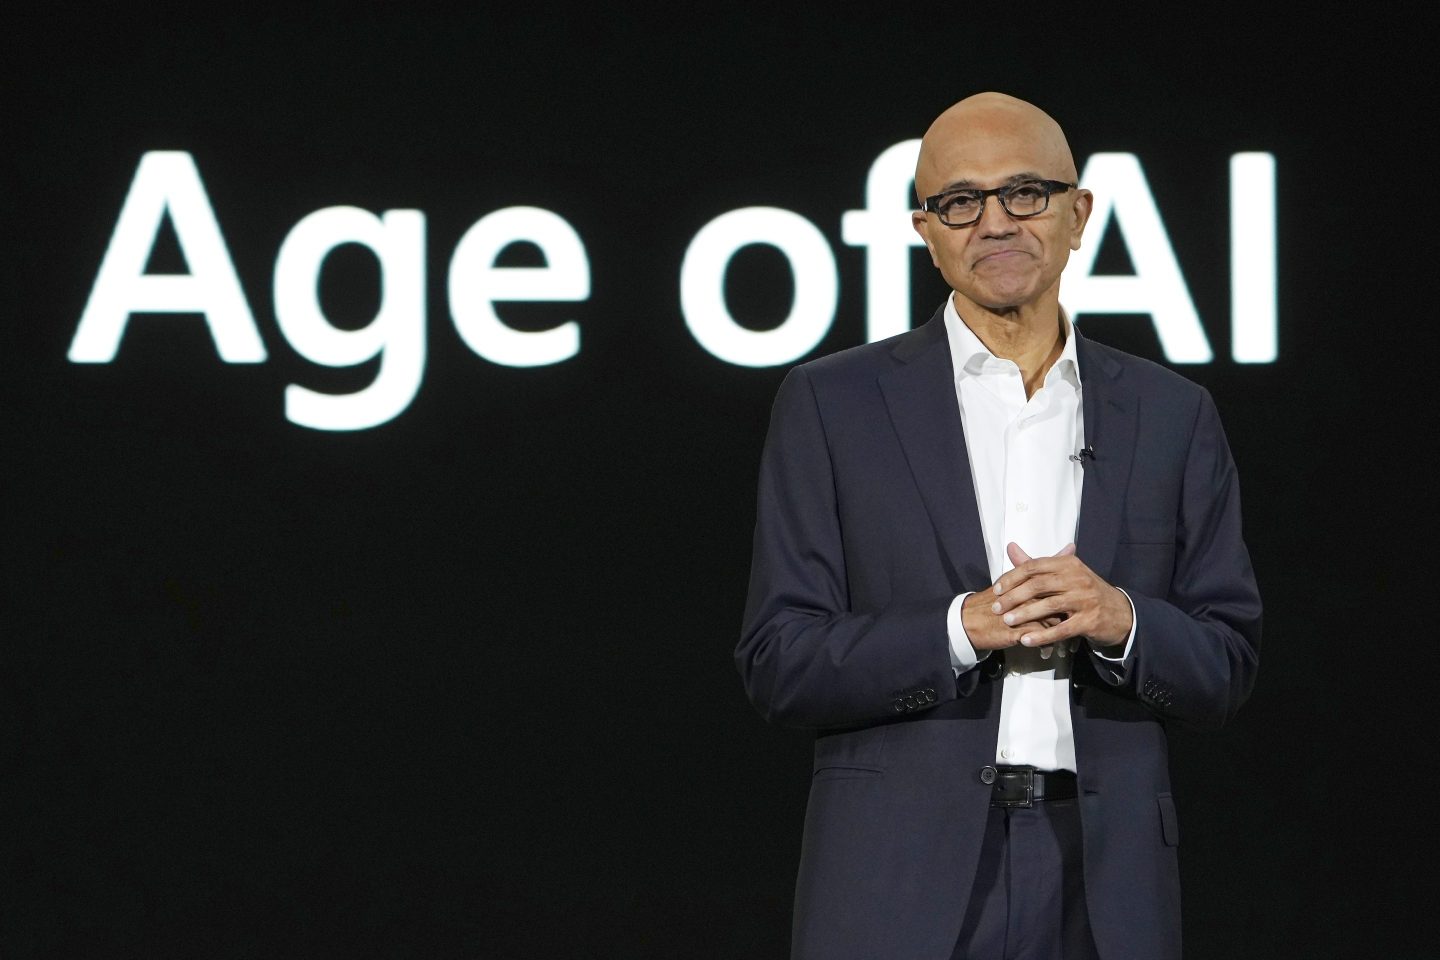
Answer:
[{"xmin": 990, "ymin": 542, "xmax": 1133, "ymax": 649}]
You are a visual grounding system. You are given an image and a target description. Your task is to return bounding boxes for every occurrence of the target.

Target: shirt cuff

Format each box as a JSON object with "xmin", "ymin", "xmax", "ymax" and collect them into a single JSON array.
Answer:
[
  {"xmin": 1091, "ymin": 587, "xmax": 1138, "ymax": 663},
  {"xmin": 947, "ymin": 592, "xmax": 986, "ymax": 675}
]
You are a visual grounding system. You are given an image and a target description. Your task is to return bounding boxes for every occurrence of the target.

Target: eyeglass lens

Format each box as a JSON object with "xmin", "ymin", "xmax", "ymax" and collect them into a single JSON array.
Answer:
[{"xmin": 937, "ymin": 182, "xmax": 1051, "ymax": 225}]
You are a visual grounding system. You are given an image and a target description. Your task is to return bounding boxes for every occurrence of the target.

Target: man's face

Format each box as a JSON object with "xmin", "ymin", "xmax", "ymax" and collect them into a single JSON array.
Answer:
[{"xmin": 911, "ymin": 121, "xmax": 1092, "ymax": 314}]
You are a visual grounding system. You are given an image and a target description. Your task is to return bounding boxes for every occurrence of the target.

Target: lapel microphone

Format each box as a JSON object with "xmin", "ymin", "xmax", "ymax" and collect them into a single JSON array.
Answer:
[{"xmin": 1068, "ymin": 446, "xmax": 1096, "ymax": 465}]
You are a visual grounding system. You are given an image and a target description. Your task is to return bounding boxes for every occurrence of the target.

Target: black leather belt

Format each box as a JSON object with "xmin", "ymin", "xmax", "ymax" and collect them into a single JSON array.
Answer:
[{"xmin": 980, "ymin": 765, "xmax": 1078, "ymax": 808}]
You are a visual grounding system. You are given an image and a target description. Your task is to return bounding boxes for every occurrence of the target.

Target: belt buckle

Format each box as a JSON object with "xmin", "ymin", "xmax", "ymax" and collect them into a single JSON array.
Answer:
[{"xmin": 993, "ymin": 767, "xmax": 1035, "ymax": 809}]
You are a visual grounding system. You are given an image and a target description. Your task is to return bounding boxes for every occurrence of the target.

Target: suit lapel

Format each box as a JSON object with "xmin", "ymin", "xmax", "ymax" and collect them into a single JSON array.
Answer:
[
  {"xmin": 1074, "ymin": 335, "xmax": 1137, "ymax": 584},
  {"xmin": 878, "ymin": 307, "xmax": 992, "ymax": 592}
]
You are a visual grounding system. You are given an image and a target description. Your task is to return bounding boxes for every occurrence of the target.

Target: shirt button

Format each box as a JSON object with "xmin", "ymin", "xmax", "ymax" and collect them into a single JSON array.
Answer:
[
  {"xmin": 1015, "ymin": 502, "xmax": 1028, "ymax": 512},
  {"xmin": 1000, "ymin": 747, "xmax": 1013, "ymax": 760}
]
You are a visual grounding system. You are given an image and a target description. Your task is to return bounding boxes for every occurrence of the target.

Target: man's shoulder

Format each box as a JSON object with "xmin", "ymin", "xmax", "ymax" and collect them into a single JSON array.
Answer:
[
  {"xmin": 790, "ymin": 326, "xmax": 924, "ymax": 389},
  {"xmin": 781, "ymin": 324, "xmax": 1215, "ymax": 411},
  {"xmin": 1080, "ymin": 336, "xmax": 1210, "ymax": 405}
]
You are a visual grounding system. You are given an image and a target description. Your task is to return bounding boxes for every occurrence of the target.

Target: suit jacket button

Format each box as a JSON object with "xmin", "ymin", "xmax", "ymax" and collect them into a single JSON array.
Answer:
[
  {"xmin": 924, "ymin": 688, "xmax": 936, "ymax": 702},
  {"xmin": 892, "ymin": 699, "xmax": 905, "ymax": 712},
  {"xmin": 979, "ymin": 766, "xmax": 997, "ymax": 785}
]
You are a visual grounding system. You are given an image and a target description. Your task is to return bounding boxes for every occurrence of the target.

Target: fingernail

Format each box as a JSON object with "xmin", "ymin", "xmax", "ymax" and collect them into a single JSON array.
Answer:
[
  {"xmin": 990, "ymin": 602, "xmax": 1002, "ymax": 614},
  {"xmin": 1020, "ymin": 635, "xmax": 1033, "ymax": 646},
  {"xmin": 1002, "ymin": 613, "xmax": 1014, "ymax": 625},
  {"xmin": 1040, "ymin": 646, "xmax": 1053, "ymax": 660},
  {"xmin": 993, "ymin": 585, "xmax": 1003, "ymax": 595}
]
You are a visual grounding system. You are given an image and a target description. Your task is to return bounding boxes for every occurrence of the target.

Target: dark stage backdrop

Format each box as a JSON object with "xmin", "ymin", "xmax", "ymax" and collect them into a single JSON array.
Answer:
[{"xmin": 3, "ymin": 6, "xmax": 1427, "ymax": 959}]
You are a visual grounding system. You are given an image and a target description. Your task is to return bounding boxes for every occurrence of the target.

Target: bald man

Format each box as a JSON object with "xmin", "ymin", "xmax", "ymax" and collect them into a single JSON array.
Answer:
[{"xmin": 737, "ymin": 93, "xmax": 1260, "ymax": 960}]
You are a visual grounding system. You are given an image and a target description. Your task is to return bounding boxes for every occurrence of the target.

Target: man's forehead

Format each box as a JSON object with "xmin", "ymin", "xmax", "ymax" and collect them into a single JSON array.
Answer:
[
  {"xmin": 921, "ymin": 130, "xmax": 1067, "ymax": 182},
  {"xmin": 935, "ymin": 170, "xmax": 1048, "ymax": 192},
  {"xmin": 915, "ymin": 94, "xmax": 1076, "ymax": 193}
]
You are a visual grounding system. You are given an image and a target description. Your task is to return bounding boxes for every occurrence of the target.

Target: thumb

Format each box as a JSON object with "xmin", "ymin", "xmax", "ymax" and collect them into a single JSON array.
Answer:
[
  {"xmin": 1007, "ymin": 542, "xmax": 1033, "ymax": 565},
  {"xmin": 1055, "ymin": 542, "xmax": 1077, "ymax": 558}
]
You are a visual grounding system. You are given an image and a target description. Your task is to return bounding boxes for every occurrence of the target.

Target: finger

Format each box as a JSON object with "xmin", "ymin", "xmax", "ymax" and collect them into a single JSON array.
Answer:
[
  {"xmin": 1037, "ymin": 630, "xmax": 1072, "ymax": 660},
  {"xmin": 1018, "ymin": 619, "xmax": 1079, "ymax": 648},
  {"xmin": 991, "ymin": 573, "xmax": 1066, "ymax": 614},
  {"xmin": 993, "ymin": 563, "xmax": 1039, "ymax": 595},
  {"xmin": 1001, "ymin": 594, "xmax": 1070, "ymax": 627},
  {"xmin": 1005, "ymin": 542, "xmax": 1074, "ymax": 578},
  {"xmin": 1009, "ymin": 620, "xmax": 1056, "ymax": 647},
  {"xmin": 1043, "ymin": 640, "xmax": 1072, "ymax": 660},
  {"xmin": 993, "ymin": 556, "xmax": 1077, "ymax": 595}
]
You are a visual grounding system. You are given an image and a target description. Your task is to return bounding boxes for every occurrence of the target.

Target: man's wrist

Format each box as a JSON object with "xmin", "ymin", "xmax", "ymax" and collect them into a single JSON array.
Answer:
[
  {"xmin": 947, "ymin": 592, "xmax": 983, "ymax": 670},
  {"xmin": 1091, "ymin": 587, "xmax": 1138, "ymax": 663}
]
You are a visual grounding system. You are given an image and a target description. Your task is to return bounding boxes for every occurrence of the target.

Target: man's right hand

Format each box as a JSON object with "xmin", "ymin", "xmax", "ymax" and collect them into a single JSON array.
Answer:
[{"xmin": 961, "ymin": 587, "xmax": 1056, "ymax": 651}]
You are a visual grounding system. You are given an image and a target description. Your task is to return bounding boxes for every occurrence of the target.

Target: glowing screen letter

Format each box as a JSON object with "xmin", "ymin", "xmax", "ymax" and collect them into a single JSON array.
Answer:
[
  {"xmin": 69, "ymin": 151, "xmax": 265, "ymax": 363},
  {"xmin": 680, "ymin": 207, "xmax": 837, "ymax": 367},
  {"xmin": 273, "ymin": 207, "xmax": 426, "ymax": 431},
  {"xmin": 1061, "ymin": 153, "xmax": 1212, "ymax": 363},
  {"xmin": 448, "ymin": 207, "xmax": 588, "ymax": 367},
  {"xmin": 841, "ymin": 139, "xmax": 925, "ymax": 343},
  {"xmin": 1230, "ymin": 152, "xmax": 1277, "ymax": 363}
]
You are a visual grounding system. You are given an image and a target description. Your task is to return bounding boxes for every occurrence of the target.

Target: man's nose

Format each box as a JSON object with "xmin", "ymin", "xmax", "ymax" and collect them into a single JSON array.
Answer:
[{"xmin": 975, "ymin": 194, "xmax": 1017, "ymax": 237}]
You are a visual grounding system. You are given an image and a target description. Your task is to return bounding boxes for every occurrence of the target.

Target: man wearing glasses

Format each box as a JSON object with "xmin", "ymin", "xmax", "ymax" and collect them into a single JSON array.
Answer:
[{"xmin": 737, "ymin": 93, "xmax": 1260, "ymax": 959}]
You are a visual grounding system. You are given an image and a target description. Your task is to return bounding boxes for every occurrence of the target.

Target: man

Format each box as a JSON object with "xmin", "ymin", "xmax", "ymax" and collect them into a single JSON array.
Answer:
[{"xmin": 736, "ymin": 93, "xmax": 1261, "ymax": 960}]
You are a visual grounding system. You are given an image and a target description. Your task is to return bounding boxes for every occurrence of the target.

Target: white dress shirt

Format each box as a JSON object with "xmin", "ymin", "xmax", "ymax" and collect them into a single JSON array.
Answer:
[{"xmin": 940, "ymin": 297, "xmax": 1134, "ymax": 772}]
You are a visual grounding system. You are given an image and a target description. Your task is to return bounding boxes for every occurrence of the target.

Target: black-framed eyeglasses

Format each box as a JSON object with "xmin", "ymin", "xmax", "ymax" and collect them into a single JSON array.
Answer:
[{"xmin": 920, "ymin": 179, "xmax": 1076, "ymax": 227}]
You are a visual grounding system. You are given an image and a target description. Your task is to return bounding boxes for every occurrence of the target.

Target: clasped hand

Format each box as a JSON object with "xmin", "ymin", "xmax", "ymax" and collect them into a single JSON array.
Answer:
[{"xmin": 961, "ymin": 542, "xmax": 1132, "ymax": 657}]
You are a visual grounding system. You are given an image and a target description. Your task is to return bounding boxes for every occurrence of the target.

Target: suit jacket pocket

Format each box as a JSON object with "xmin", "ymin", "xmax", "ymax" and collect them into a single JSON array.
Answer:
[
  {"xmin": 1116, "ymin": 514, "xmax": 1178, "ymax": 596},
  {"xmin": 811, "ymin": 766, "xmax": 884, "ymax": 781},
  {"xmin": 812, "ymin": 724, "xmax": 889, "ymax": 779},
  {"xmin": 1157, "ymin": 792, "xmax": 1180, "ymax": 846}
]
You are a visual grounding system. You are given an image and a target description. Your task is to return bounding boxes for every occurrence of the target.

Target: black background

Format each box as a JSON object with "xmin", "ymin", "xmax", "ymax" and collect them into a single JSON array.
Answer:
[{"xmin": 3, "ymin": 5, "xmax": 1428, "ymax": 958}]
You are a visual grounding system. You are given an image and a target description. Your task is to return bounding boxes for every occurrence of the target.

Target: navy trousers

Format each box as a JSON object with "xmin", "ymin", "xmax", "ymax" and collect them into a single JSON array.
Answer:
[{"xmin": 951, "ymin": 798, "xmax": 1102, "ymax": 960}]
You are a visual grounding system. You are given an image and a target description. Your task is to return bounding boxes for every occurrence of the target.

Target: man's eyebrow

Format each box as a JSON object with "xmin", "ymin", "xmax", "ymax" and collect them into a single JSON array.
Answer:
[{"xmin": 936, "ymin": 172, "xmax": 1047, "ymax": 193}]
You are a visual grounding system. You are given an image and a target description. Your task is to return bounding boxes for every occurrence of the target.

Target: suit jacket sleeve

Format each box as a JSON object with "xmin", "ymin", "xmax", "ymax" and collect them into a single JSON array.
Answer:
[
  {"xmin": 735, "ymin": 366, "xmax": 960, "ymax": 730},
  {"xmin": 1088, "ymin": 387, "xmax": 1262, "ymax": 730}
]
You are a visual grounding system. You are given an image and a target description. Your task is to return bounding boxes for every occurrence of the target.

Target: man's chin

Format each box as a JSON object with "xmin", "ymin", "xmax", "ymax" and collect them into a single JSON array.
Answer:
[{"xmin": 957, "ymin": 274, "xmax": 1059, "ymax": 313}]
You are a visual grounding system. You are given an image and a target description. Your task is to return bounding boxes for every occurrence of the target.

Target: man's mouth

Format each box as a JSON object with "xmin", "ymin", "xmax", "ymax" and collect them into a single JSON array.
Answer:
[{"xmin": 974, "ymin": 249, "xmax": 1029, "ymax": 266}]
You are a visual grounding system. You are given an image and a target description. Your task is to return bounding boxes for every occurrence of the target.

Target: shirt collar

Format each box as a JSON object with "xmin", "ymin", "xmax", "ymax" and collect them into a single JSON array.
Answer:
[{"xmin": 942, "ymin": 296, "xmax": 1080, "ymax": 388}]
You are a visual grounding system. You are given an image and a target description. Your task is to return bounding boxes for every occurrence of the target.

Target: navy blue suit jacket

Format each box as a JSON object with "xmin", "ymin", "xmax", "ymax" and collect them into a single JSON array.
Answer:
[{"xmin": 736, "ymin": 305, "xmax": 1262, "ymax": 960}]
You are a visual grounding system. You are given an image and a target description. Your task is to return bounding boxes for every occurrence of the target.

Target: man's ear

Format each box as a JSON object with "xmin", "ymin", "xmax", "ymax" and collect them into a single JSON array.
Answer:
[
  {"xmin": 912, "ymin": 211, "xmax": 940, "ymax": 267},
  {"xmin": 1069, "ymin": 189, "xmax": 1094, "ymax": 252}
]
